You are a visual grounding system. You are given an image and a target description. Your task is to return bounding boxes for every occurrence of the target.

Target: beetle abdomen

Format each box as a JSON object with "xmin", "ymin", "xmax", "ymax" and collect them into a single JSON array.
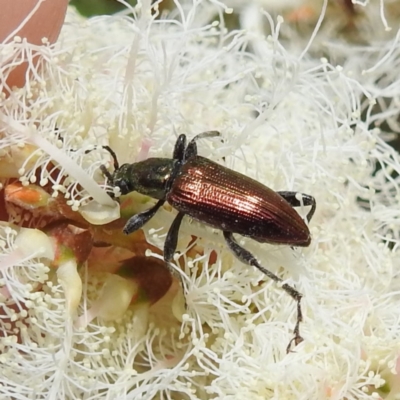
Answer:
[{"xmin": 167, "ymin": 156, "xmax": 311, "ymax": 246}]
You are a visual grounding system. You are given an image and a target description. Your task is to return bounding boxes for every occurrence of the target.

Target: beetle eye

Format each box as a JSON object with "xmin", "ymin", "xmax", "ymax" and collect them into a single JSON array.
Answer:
[{"xmin": 115, "ymin": 179, "xmax": 130, "ymax": 195}]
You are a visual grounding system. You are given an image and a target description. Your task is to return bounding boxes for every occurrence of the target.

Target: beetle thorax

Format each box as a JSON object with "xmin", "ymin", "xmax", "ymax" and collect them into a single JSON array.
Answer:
[{"xmin": 113, "ymin": 158, "xmax": 176, "ymax": 199}]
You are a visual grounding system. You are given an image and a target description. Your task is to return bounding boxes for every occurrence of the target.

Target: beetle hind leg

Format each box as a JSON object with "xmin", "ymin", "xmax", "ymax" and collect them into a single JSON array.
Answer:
[
  {"xmin": 277, "ymin": 191, "xmax": 316, "ymax": 223},
  {"xmin": 223, "ymin": 231, "xmax": 303, "ymax": 353}
]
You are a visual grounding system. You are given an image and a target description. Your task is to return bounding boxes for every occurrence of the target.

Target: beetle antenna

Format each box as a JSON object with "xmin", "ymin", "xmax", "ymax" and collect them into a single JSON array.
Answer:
[
  {"xmin": 54, "ymin": 129, "xmax": 120, "ymax": 170},
  {"xmin": 102, "ymin": 145, "xmax": 120, "ymax": 171},
  {"xmin": 100, "ymin": 164, "xmax": 113, "ymax": 182}
]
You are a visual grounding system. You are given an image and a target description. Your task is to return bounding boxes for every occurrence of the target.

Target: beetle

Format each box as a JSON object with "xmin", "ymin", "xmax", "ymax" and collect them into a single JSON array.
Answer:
[{"xmin": 100, "ymin": 131, "xmax": 316, "ymax": 352}]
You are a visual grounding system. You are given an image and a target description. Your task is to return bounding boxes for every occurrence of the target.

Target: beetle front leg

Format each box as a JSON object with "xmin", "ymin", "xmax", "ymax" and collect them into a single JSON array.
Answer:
[
  {"xmin": 123, "ymin": 198, "xmax": 165, "ymax": 234},
  {"xmin": 223, "ymin": 231, "xmax": 303, "ymax": 353},
  {"xmin": 164, "ymin": 212, "xmax": 185, "ymax": 262},
  {"xmin": 277, "ymin": 191, "xmax": 316, "ymax": 223},
  {"xmin": 173, "ymin": 135, "xmax": 187, "ymax": 161}
]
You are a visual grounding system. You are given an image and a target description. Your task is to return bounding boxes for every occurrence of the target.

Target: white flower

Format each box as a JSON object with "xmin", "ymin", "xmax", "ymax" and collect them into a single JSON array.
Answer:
[{"xmin": 0, "ymin": 0, "xmax": 400, "ymax": 399}]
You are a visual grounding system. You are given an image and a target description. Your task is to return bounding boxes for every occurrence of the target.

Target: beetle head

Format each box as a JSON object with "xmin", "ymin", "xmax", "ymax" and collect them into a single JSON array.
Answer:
[
  {"xmin": 103, "ymin": 158, "xmax": 176, "ymax": 200},
  {"xmin": 111, "ymin": 163, "xmax": 133, "ymax": 195}
]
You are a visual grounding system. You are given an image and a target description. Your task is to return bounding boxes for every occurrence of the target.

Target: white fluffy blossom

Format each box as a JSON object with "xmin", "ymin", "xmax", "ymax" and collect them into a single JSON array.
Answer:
[{"xmin": 1, "ymin": 0, "xmax": 400, "ymax": 398}]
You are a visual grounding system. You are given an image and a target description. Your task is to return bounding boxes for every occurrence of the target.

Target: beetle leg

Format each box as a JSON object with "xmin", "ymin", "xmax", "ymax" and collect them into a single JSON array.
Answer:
[
  {"xmin": 277, "ymin": 191, "xmax": 316, "ymax": 223},
  {"xmin": 222, "ymin": 231, "xmax": 303, "ymax": 353},
  {"xmin": 173, "ymin": 134, "xmax": 187, "ymax": 161},
  {"xmin": 185, "ymin": 130, "xmax": 221, "ymax": 160},
  {"xmin": 162, "ymin": 212, "xmax": 189, "ymax": 311},
  {"xmin": 164, "ymin": 212, "xmax": 185, "ymax": 262},
  {"xmin": 123, "ymin": 198, "xmax": 165, "ymax": 234}
]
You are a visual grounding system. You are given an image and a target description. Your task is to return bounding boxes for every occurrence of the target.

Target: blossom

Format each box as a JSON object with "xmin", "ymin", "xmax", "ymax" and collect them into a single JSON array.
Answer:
[{"xmin": 1, "ymin": 0, "xmax": 400, "ymax": 399}]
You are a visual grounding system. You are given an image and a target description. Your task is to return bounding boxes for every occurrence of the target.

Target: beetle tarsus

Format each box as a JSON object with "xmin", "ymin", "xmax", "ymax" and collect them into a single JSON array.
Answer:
[
  {"xmin": 283, "ymin": 284, "xmax": 304, "ymax": 353},
  {"xmin": 277, "ymin": 191, "xmax": 316, "ymax": 223},
  {"xmin": 123, "ymin": 198, "xmax": 165, "ymax": 234},
  {"xmin": 223, "ymin": 231, "xmax": 304, "ymax": 352},
  {"xmin": 286, "ymin": 332, "xmax": 304, "ymax": 353},
  {"xmin": 185, "ymin": 130, "xmax": 221, "ymax": 160}
]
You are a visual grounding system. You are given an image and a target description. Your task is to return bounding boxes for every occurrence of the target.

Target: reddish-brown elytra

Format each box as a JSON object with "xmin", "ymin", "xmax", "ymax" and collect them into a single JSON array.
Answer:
[{"xmin": 101, "ymin": 131, "xmax": 316, "ymax": 352}]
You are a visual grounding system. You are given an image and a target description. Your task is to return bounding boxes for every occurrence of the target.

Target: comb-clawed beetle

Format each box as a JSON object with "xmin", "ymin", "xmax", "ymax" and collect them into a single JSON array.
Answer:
[{"xmin": 101, "ymin": 131, "xmax": 316, "ymax": 352}]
